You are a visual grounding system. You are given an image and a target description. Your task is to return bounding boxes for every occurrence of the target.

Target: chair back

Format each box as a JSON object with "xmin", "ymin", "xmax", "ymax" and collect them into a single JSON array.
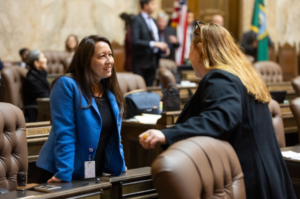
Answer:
[
  {"xmin": 268, "ymin": 99, "xmax": 286, "ymax": 147},
  {"xmin": 1, "ymin": 66, "xmax": 28, "ymax": 107},
  {"xmin": 43, "ymin": 50, "xmax": 69, "ymax": 74},
  {"xmin": 152, "ymin": 136, "xmax": 246, "ymax": 199},
  {"xmin": 116, "ymin": 73, "xmax": 146, "ymax": 95},
  {"xmin": 290, "ymin": 97, "xmax": 300, "ymax": 143},
  {"xmin": 158, "ymin": 68, "xmax": 176, "ymax": 89},
  {"xmin": 292, "ymin": 76, "xmax": 300, "ymax": 97},
  {"xmin": 0, "ymin": 103, "xmax": 28, "ymax": 191},
  {"xmin": 254, "ymin": 61, "xmax": 282, "ymax": 83}
]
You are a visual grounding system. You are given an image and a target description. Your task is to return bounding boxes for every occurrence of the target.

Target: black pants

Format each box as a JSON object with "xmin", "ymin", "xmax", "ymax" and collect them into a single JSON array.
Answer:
[
  {"xmin": 37, "ymin": 168, "xmax": 54, "ymax": 183},
  {"xmin": 133, "ymin": 66, "xmax": 157, "ymax": 87}
]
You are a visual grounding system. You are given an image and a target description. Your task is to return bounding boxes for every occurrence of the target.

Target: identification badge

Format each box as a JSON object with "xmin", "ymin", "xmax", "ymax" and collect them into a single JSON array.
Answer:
[
  {"xmin": 84, "ymin": 161, "xmax": 95, "ymax": 178},
  {"xmin": 84, "ymin": 146, "xmax": 96, "ymax": 179}
]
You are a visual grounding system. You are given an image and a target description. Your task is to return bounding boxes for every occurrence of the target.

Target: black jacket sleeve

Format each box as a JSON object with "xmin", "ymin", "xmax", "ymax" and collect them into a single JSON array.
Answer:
[
  {"xmin": 131, "ymin": 16, "xmax": 152, "ymax": 48},
  {"xmin": 161, "ymin": 72, "xmax": 243, "ymax": 146},
  {"xmin": 24, "ymin": 76, "xmax": 49, "ymax": 98}
]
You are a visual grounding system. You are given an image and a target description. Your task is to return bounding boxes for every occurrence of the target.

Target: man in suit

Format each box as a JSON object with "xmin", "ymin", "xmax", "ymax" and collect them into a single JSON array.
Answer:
[
  {"xmin": 241, "ymin": 30, "xmax": 273, "ymax": 61},
  {"xmin": 131, "ymin": 0, "xmax": 169, "ymax": 86},
  {"xmin": 157, "ymin": 12, "xmax": 180, "ymax": 62}
]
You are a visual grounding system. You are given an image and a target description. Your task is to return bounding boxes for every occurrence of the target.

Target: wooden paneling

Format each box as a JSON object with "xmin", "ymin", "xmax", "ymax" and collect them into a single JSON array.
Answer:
[
  {"xmin": 269, "ymin": 45, "xmax": 277, "ymax": 63},
  {"xmin": 111, "ymin": 41, "xmax": 125, "ymax": 72},
  {"xmin": 278, "ymin": 43, "xmax": 298, "ymax": 81}
]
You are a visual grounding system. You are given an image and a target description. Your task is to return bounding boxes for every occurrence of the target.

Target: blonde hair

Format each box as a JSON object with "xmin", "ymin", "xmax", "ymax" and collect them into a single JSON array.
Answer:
[{"xmin": 193, "ymin": 23, "xmax": 271, "ymax": 103}]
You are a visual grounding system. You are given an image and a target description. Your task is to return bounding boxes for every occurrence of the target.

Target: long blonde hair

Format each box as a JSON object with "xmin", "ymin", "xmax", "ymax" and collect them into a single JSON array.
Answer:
[{"xmin": 193, "ymin": 23, "xmax": 271, "ymax": 103}]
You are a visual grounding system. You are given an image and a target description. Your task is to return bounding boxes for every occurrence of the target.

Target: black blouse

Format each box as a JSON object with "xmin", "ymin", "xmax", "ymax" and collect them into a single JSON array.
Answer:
[{"xmin": 94, "ymin": 92, "xmax": 117, "ymax": 176}]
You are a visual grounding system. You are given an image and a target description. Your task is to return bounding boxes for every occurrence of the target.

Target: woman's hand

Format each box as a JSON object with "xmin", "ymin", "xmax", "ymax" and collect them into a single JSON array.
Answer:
[
  {"xmin": 139, "ymin": 130, "xmax": 166, "ymax": 149},
  {"xmin": 47, "ymin": 176, "xmax": 62, "ymax": 183}
]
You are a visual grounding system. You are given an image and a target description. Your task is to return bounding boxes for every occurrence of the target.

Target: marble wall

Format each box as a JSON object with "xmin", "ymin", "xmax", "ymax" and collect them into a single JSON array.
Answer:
[
  {"xmin": 242, "ymin": 0, "xmax": 300, "ymax": 47},
  {"xmin": 0, "ymin": 0, "xmax": 145, "ymax": 61}
]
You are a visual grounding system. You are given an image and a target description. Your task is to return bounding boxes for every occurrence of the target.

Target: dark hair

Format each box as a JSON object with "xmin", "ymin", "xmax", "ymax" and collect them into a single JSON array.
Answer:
[
  {"xmin": 65, "ymin": 34, "xmax": 79, "ymax": 52},
  {"xmin": 53, "ymin": 35, "xmax": 126, "ymax": 116},
  {"xmin": 19, "ymin": 48, "xmax": 29, "ymax": 56},
  {"xmin": 140, "ymin": 0, "xmax": 152, "ymax": 9},
  {"xmin": 120, "ymin": 13, "xmax": 135, "ymax": 29}
]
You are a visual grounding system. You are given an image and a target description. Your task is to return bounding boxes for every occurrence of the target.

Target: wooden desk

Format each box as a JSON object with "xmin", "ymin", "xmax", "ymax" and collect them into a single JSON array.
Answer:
[
  {"xmin": 281, "ymin": 146, "xmax": 300, "ymax": 198},
  {"xmin": 101, "ymin": 167, "xmax": 157, "ymax": 199}
]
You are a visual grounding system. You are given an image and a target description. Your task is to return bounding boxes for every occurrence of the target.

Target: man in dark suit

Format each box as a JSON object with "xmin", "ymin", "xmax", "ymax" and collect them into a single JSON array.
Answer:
[
  {"xmin": 241, "ymin": 30, "xmax": 273, "ymax": 61},
  {"xmin": 131, "ymin": 0, "xmax": 169, "ymax": 86},
  {"xmin": 157, "ymin": 12, "xmax": 180, "ymax": 62}
]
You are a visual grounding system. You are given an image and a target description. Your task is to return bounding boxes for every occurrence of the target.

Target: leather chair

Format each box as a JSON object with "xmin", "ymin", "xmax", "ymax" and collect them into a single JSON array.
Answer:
[
  {"xmin": 152, "ymin": 136, "xmax": 246, "ymax": 199},
  {"xmin": 268, "ymin": 99, "xmax": 286, "ymax": 147},
  {"xmin": 43, "ymin": 50, "xmax": 70, "ymax": 74},
  {"xmin": 116, "ymin": 73, "xmax": 146, "ymax": 95},
  {"xmin": 290, "ymin": 97, "xmax": 300, "ymax": 143},
  {"xmin": 0, "ymin": 103, "xmax": 28, "ymax": 191},
  {"xmin": 254, "ymin": 61, "xmax": 283, "ymax": 83},
  {"xmin": 292, "ymin": 76, "xmax": 300, "ymax": 97},
  {"xmin": 158, "ymin": 68, "xmax": 177, "ymax": 89},
  {"xmin": 1, "ymin": 66, "xmax": 28, "ymax": 107},
  {"xmin": 154, "ymin": 59, "xmax": 178, "ymax": 86}
]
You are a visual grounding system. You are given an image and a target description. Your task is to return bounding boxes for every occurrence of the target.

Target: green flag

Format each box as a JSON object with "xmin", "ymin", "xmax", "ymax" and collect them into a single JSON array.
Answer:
[{"xmin": 251, "ymin": 0, "xmax": 269, "ymax": 61}]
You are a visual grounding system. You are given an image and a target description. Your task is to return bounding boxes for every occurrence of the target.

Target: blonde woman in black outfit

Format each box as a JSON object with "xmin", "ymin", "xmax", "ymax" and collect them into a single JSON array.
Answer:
[{"xmin": 139, "ymin": 22, "xmax": 296, "ymax": 199}]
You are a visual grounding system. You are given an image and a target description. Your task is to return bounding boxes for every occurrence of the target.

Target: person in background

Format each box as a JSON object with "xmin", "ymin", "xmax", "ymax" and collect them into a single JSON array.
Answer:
[
  {"xmin": 18, "ymin": 48, "xmax": 29, "ymax": 67},
  {"xmin": 65, "ymin": 34, "xmax": 79, "ymax": 55},
  {"xmin": 139, "ymin": 22, "xmax": 296, "ymax": 199},
  {"xmin": 23, "ymin": 50, "xmax": 50, "ymax": 122},
  {"xmin": 131, "ymin": 0, "xmax": 169, "ymax": 86},
  {"xmin": 211, "ymin": 14, "xmax": 224, "ymax": 27},
  {"xmin": 241, "ymin": 30, "xmax": 273, "ymax": 61},
  {"xmin": 120, "ymin": 13, "xmax": 135, "ymax": 71},
  {"xmin": 157, "ymin": 12, "xmax": 180, "ymax": 62},
  {"xmin": 183, "ymin": 10, "xmax": 197, "ymax": 64},
  {"xmin": 36, "ymin": 35, "xmax": 126, "ymax": 183}
]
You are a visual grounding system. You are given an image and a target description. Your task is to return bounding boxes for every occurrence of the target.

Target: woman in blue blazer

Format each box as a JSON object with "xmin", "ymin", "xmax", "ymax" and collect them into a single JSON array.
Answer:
[{"xmin": 36, "ymin": 35, "xmax": 126, "ymax": 182}]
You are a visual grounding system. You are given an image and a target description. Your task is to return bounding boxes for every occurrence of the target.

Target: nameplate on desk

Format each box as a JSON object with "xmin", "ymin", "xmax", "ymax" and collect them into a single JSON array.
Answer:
[{"xmin": 26, "ymin": 126, "xmax": 51, "ymax": 137}]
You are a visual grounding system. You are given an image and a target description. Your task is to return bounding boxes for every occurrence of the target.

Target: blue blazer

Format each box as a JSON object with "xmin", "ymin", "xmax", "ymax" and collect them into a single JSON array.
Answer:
[{"xmin": 36, "ymin": 76, "xmax": 126, "ymax": 181}]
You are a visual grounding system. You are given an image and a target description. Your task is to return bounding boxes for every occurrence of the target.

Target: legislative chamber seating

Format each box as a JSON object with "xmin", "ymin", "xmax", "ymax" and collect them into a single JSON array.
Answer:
[
  {"xmin": 43, "ymin": 50, "xmax": 71, "ymax": 74},
  {"xmin": 254, "ymin": 61, "xmax": 283, "ymax": 83},
  {"xmin": 269, "ymin": 99, "xmax": 286, "ymax": 147},
  {"xmin": 151, "ymin": 136, "xmax": 246, "ymax": 199},
  {"xmin": 0, "ymin": 103, "xmax": 28, "ymax": 191},
  {"xmin": 290, "ymin": 97, "xmax": 300, "ymax": 143},
  {"xmin": 158, "ymin": 68, "xmax": 177, "ymax": 89},
  {"xmin": 116, "ymin": 73, "xmax": 146, "ymax": 95},
  {"xmin": 0, "ymin": 66, "xmax": 28, "ymax": 107},
  {"xmin": 292, "ymin": 76, "xmax": 300, "ymax": 97}
]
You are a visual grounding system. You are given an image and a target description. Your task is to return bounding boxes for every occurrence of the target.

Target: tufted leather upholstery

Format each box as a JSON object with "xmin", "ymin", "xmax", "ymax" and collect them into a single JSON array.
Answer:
[
  {"xmin": 158, "ymin": 68, "xmax": 176, "ymax": 89},
  {"xmin": 268, "ymin": 99, "xmax": 286, "ymax": 147},
  {"xmin": 152, "ymin": 136, "xmax": 246, "ymax": 199},
  {"xmin": 116, "ymin": 73, "xmax": 146, "ymax": 95},
  {"xmin": 253, "ymin": 61, "xmax": 283, "ymax": 83},
  {"xmin": 43, "ymin": 50, "xmax": 70, "ymax": 74},
  {"xmin": 159, "ymin": 58, "xmax": 177, "ymax": 71},
  {"xmin": 0, "ymin": 103, "xmax": 28, "ymax": 191},
  {"xmin": 290, "ymin": 97, "xmax": 300, "ymax": 143},
  {"xmin": 292, "ymin": 76, "xmax": 300, "ymax": 97},
  {"xmin": 1, "ymin": 66, "xmax": 28, "ymax": 107}
]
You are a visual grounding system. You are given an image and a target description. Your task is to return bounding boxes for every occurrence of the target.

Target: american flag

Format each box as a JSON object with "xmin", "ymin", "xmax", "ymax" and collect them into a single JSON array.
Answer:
[{"xmin": 171, "ymin": 0, "xmax": 188, "ymax": 65}]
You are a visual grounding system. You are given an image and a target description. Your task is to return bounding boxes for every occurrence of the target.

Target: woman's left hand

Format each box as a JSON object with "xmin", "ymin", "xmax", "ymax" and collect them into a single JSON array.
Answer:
[
  {"xmin": 47, "ymin": 176, "xmax": 62, "ymax": 183},
  {"xmin": 139, "ymin": 130, "xmax": 166, "ymax": 149}
]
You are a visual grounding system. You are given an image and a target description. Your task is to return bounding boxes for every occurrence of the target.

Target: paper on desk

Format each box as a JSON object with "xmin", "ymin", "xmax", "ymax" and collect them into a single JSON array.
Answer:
[
  {"xmin": 134, "ymin": 114, "xmax": 161, "ymax": 124},
  {"xmin": 281, "ymin": 150, "xmax": 300, "ymax": 160}
]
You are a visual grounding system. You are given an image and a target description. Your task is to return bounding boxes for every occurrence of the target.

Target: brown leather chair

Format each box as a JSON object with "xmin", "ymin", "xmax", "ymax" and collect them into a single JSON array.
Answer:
[
  {"xmin": 43, "ymin": 50, "xmax": 70, "ymax": 74},
  {"xmin": 154, "ymin": 59, "xmax": 178, "ymax": 86},
  {"xmin": 0, "ymin": 103, "xmax": 28, "ymax": 191},
  {"xmin": 152, "ymin": 136, "xmax": 246, "ymax": 199},
  {"xmin": 268, "ymin": 99, "xmax": 286, "ymax": 147},
  {"xmin": 254, "ymin": 61, "xmax": 283, "ymax": 83},
  {"xmin": 290, "ymin": 97, "xmax": 300, "ymax": 143},
  {"xmin": 1, "ymin": 66, "xmax": 28, "ymax": 107},
  {"xmin": 116, "ymin": 73, "xmax": 147, "ymax": 95},
  {"xmin": 292, "ymin": 76, "xmax": 300, "ymax": 97},
  {"xmin": 158, "ymin": 68, "xmax": 177, "ymax": 89}
]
